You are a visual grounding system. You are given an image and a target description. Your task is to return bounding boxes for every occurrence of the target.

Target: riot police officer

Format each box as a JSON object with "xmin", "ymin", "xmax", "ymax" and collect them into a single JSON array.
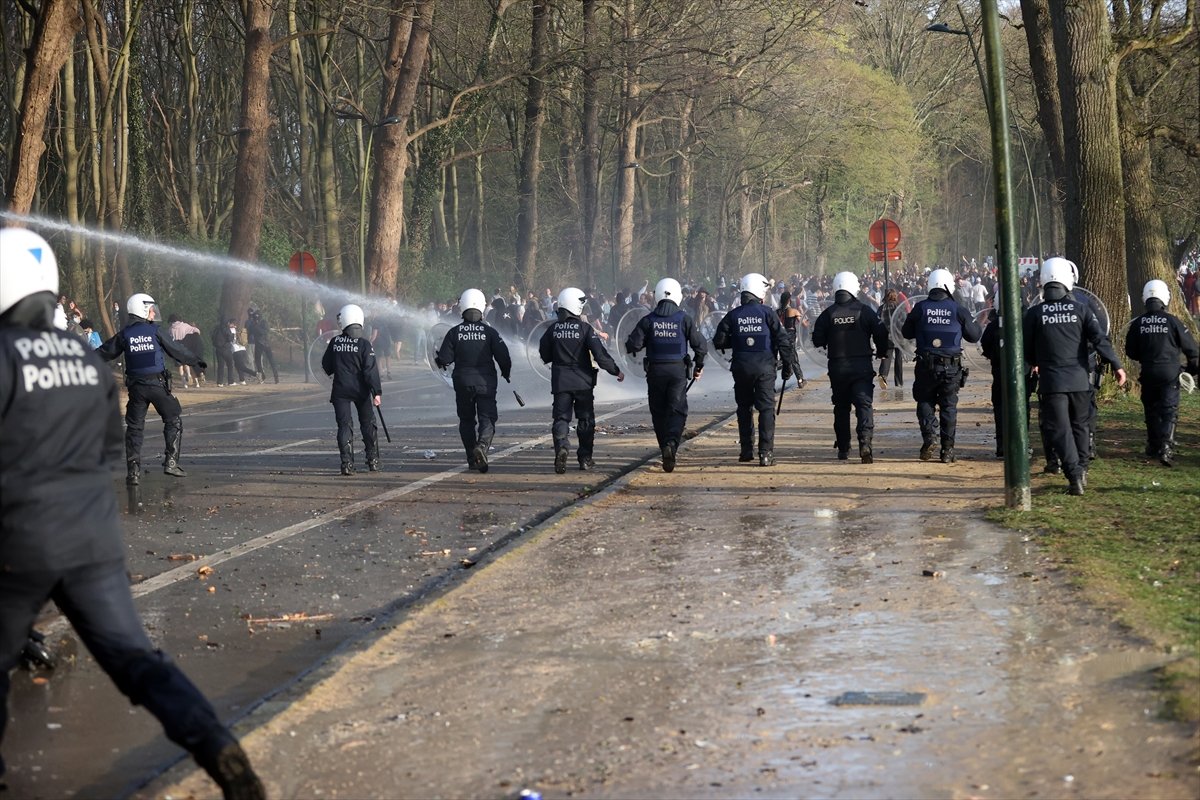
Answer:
[
  {"xmin": 1023, "ymin": 258, "xmax": 1126, "ymax": 495},
  {"xmin": 712, "ymin": 273, "xmax": 801, "ymax": 467},
  {"xmin": 900, "ymin": 268, "xmax": 983, "ymax": 463},
  {"xmin": 321, "ymin": 304, "xmax": 382, "ymax": 475},
  {"xmin": 1124, "ymin": 279, "xmax": 1199, "ymax": 466},
  {"xmin": 539, "ymin": 287, "xmax": 624, "ymax": 473},
  {"xmin": 0, "ymin": 228, "xmax": 264, "ymax": 799},
  {"xmin": 435, "ymin": 288, "xmax": 513, "ymax": 473},
  {"xmin": 625, "ymin": 278, "xmax": 707, "ymax": 472},
  {"xmin": 811, "ymin": 271, "xmax": 888, "ymax": 463},
  {"xmin": 96, "ymin": 293, "xmax": 206, "ymax": 484}
]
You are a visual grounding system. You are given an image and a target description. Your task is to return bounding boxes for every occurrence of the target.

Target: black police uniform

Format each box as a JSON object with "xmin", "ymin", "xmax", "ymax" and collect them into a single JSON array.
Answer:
[
  {"xmin": 539, "ymin": 309, "xmax": 622, "ymax": 471},
  {"xmin": 435, "ymin": 310, "xmax": 513, "ymax": 472},
  {"xmin": 625, "ymin": 299, "xmax": 707, "ymax": 470},
  {"xmin": 1123, "ymin": 299, "xmax": 1200, "ymax": 465},
  {"xmin": 321, "ymin": 324, "xmax": 382, "ymax": 474},
  {"xmin": 245, "ymin": 309, "xmax": 278, "ymax": 383},
  {"xmin": 981, "ymin": 310, "xmax": 1035, "ymax": 458},
  {"xmin": 96, "ymin": 316, "xmax": 203, "ymax": 482},
  {"xmin": 811, "ymin": 291, "xmax": 888, "ymax": 462},
  {"xmin": 0, "ymin": 301, "xmax": 261, "ymax": 795},
  {"xmin": 712, "ymin": 294, "xmax": 800, "ymax": 465},
  {"xmin": 900, "ymin": 288, "xmax": 982, "ymax": 462},
  {"xmin": 1023, "ymin": 285, "xmax": 1122, "ymax": 490}
]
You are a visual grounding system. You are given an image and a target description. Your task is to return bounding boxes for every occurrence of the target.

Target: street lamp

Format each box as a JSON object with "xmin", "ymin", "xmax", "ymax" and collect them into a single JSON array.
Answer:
[{"xmin": 928, "ymin": 3, "xmax": 1030, "ymax": 509}]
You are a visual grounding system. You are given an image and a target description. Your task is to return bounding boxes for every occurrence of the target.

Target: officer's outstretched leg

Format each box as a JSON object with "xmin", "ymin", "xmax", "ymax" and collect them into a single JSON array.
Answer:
[
  {"xmin": 830, "ymin": 380, "xmax": 852, "ymax": 460},
  {"xmin": 733, "ymin": 373, "xmax": 755, "ymax": 461},
  {"xmin": 853, "ymin": 374, "xmax": 875, "ymax": 464},
  {"xmin": 575, "ymin": 392, "xmax": 597, "ymax": 470},
  {"xmin": 474, "ymin": 389, "xmax": 498, "ymax": 474},
  {"xmin": 333, "ymin": 398, "xmax": 356, "ymax": 475},
  {"xmin": 753, "ymin": 370, "xmax": 776, "ymax": 466},
  {"xmin": 124, "ymin": 386, "xmax": 150, "ymax": 484},
  {"xmin": 661, "ymin": 372, "xmax": 688, "ymax": 472},
  {"xmin": 53, "ymin": 560, "xmax": 265, "ymax": 799},
  {"xmin": 646, "ymin": 374, "xmax": 671, "ymax": 449},
  {"xmin": 356, "ymin": 397, "xmax": 379, "ymax": 471},
  {"xmin": 551, "ymin": 391, "xmax": 574, "ymax": 473}
]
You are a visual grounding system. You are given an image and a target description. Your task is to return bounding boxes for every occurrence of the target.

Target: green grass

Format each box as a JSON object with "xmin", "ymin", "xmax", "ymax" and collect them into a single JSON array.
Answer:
[{"xmin": 990, "ymin": 389, "xmax": 1200, "ymax": 721}]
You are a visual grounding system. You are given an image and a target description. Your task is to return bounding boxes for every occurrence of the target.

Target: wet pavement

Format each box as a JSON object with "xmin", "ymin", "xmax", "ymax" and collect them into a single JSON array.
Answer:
[{"xmin": 134, "ymin": 375, "xmax": 1199, "ymax": 800}]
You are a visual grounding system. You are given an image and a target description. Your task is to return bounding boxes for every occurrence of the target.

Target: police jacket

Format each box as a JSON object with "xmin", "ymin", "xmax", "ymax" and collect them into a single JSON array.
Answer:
[
  {"xmin": 980, "ymin": 313, "xmax": 1003, "ymax": 377},
  {"xmin": 811, "ymin": 293, "xmax": 887, "ymax": 378},
  {"xmin": 625, "ymin": 300, "xmax": 707, "ymax": 373},
  {"xmin": 1124, "ymin": 300, "xmax": 1199, "ymax": 384},
  {"xmin": 1, "ymin": 309, "xmax": 125, "ymax": 571},
  {"xmin": 539, "ymin": 310, "xmax": 620, "ymax": 393},
  {"xmin": 1023, "ymin": 286, "xmax": 1121, "ymax": 394},
  {"xmin": 96, "ymin": 317, "xmax": 201, "ymax": 385},
  {"xmin": 435, "ymin": 314, "xmax": 512, "ymax": 391},
  {"xmin": 321, "ymin": 324, "xmax": 382, "ymax": 402},
  {"xmin": 712, "ymin": 295, "xmax": 798, "ymax": 375},
  {"xmin": 900, "ymin": 288, "xmax": 981, "ymax": 358}
]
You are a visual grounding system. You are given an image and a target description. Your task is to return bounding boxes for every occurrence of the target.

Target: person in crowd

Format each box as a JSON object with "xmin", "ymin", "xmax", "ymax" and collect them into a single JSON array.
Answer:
[
  {"xmin": 901, "ymin": 268, "xmax": 983, "ymax": 464},
  {"xmin": 540, "ymin": 287, "xmax": 624, "ymax": 473},
  {"xmin": 878, "ymin": 288, "xmax": 904, "ymax": 387},
  {"xmin": 79, "ymin": 317, "xmax": 103, "ymax": 350},
  {"xmin": 435, "ymin": 289, "xmax": 513, "ymax": 473},
  {"xmin": 168, "ymin": 313, "xmax": 203, "ymax": 389},
  {"xmin": 227, "ymin": 321, "xmax": 258, "ymax": 385},
  {"xmin": 1123, "ymin": 279, "xmax": 1199, "ymax": 467},
  {"xmin": 245, "ymin": 304, "xmax": 279, "ymax": 384},
  {"xmin": 321, "ymin": 304, "xmax": 382, "ymax": 475},
  {"xmin": 811, "ymin": 272, "xmax": 888, "ymax": 463},
  {"xmin": 1023, "ymin": 258, "xmax": 1125, "ymax": 495},
  {"xmin": 776, "ymin": 290, "xmax": 807, "ymax": 389},
  {"xmin": 210, "ymin": 318, "xmax": 236, "ymax": 387},
  {"xmin": 625, "ymin": 278, "xmax": 707, "ymax": 472},
  {"xmin": 712, "ymin": 272, "xmax": 801, "ymax": 467},
  {"xmin": 96, "ymin": 293, "xmax": 206, "ymax": 483},
  {"xmin": 0, "ymin": 228, "xmax": 265, "ymax": 800}
]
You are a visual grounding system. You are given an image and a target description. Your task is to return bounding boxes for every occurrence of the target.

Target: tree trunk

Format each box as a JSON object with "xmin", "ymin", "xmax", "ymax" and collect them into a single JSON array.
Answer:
[
  {"xmin": 516, "ymin": 0, "xmax": 549, "ymax": 290},
  {"xmin": 287, "ymin": 0, "xmax": 316, "ymax": 247},
  {"xmin": 5, "ymin": 0, "xmax": 80, "ymax": 214},
  {"xmin": 579, "ymin": 0, "xmax": 600, "ymax": 291},
  {"xmin": 314, "ymin": 16, "xmax": 344, "ymax": 283},
  {"xmin": 615, "ymin": 0, "xmax": 640, "ymax": 285},
  {"xmin": 666, "ymin": 96, "xmax": 694, "ymax": 280},
  {"xmin": 219, "ymin": 0, "xmax": 274, "ymax": 320},
  {"xmin": 1049, "ymin": 0, "xmax": 1128, "ymax": 338},
  {"xmin": 365, "ymin": 0, "xmax": 436, "ymax": 298},
  {"xmin": 1020, "ymin": 0, "xmax": 1067, "ymax": 254}
]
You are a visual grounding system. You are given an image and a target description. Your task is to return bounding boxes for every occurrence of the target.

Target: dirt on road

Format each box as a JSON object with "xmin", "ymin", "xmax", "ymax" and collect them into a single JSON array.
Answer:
[{"xmin": 152, "ymin": 384, "xmax": 1199, "ymax": 800}]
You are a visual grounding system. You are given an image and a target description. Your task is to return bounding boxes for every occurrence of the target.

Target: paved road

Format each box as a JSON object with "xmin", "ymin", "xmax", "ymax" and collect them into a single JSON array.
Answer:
[{"xmin": 4, "ymin": 355, "xmax": 757, "ymax": 799}]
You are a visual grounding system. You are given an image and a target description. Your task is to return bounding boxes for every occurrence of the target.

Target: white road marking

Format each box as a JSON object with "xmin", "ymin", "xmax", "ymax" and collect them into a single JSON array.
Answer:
[{"xmin": 128, "ymin": 401, "xmax": 646, "ymax": 601}]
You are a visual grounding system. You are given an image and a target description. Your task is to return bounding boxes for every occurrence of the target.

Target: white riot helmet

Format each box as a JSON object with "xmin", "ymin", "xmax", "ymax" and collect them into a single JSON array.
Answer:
[
  {"xmin": 1040, "ymin": 257, "xmax": 1076, "ymax": 291},
  {"xmin": 927, "ymin": 268, "xmax": 955, "ymax": 294},
  {"xmin": 0, "ymin": 228, "xmax": 59, "ymax": 316},
  {"xmin": 738, "ymin": 272, "xmax": 770, "ymax": 301},
  {"xmin": 557, "ymin": 287, "xmax": 586, "ymax": 316},
  {"xmin": 459, "ymin": 288, "xmax": 487, "ymax": 314},
  {"xmin": 1142, "ymin": 279, "xmax": 1170, "ymax": 305},
  {"xmin": 338, "ymin": 303, "xmax": 365, "ymax": 329},
  {"xmin": 654, "ymin": 278, "xmax": 682, "ymax": 303},
  {"xmin": 832, "ymin": 271, "xmax": 861, "ymax": 296},
  {"xmin": 126, "ymin": 292, "xmax": 158, "ymax": 319}
]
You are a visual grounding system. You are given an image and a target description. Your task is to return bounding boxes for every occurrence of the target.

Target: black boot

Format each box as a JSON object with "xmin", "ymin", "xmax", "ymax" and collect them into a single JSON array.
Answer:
[
  {"xmin": 340, "ymin": 442, "xmax": 355, "ymax": 476},
  {"xmin": 759, "ymin": 451, "xmax": 775, "ymax": 467},
  {"xmin": 919, "ymin": 436, "xmax": 936, "ymax": 462},
  {"xmin": 195, "ymin": 738, "xmax": 266, "ymax": 800},
  {"xmin": 126, "ymin": 459, "xmax": 141, "ymax": 486},
  {"xmin": 859, "ymin": 438, "xmax": 873, "ymax": 464},
  {"xmin": 554, "ymin": 448, "xmax": 568, "ymax": 474},
  {"xmin": 163, "ymin": 425, "xmax": 186, "ymax": 477},
  {"xmin": 739, "ymin": 444, "xmax": 754, "ymax": 462},
  {"xmin": 661, "ymin": 442, "xmax": 676, "ymax": 473},
  {"xmin": 940, "ymin": 438, "xmax": 955, "ymax": 464},
  {"xmin": 472, "ymin": 444, "xmax": 489, "ymax": 473}
]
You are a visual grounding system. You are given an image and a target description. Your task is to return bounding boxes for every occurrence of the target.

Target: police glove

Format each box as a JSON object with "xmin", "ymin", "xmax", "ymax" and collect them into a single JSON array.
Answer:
[
  {"xmin": 434, "ymin": 357, "xmax": 446, "ymax": 370},
  {"xmin": 877, "ymin": 374, "xmax": 888, "ymax": 390},
  {"xmin": 196, "ymin": 360, "xmax": 208, "ymax": 370}
]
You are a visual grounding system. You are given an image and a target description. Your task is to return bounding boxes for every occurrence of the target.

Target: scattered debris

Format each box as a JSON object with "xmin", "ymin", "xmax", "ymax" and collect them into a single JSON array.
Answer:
[
  {"xmin": 831, "ymin": 691, "xmax": 926, "ymax": 706},
  {"xmin": 167, "ymin": 553, "xmax": 198, "ymax": 562},
  {"xmin": 243, "ymin": 612, "xmax": 334, "ymax": 626},
  {"xmin": 196, "ymin": 565, "xmax": 214, "ymax": 578},
  {"xmin": 922, "ymin": 569, "xmax": 945, "ymax": 578}
]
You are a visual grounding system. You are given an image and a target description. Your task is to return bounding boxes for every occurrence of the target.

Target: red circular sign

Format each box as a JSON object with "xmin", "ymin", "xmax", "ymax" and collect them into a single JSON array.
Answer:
[
  {"xmin": 288, "ymin": 251, "xmax": 318, "ymax": 277},
  {"xmin": 868, "ymin": 219, "xmax": 902, "ymax": 250}
]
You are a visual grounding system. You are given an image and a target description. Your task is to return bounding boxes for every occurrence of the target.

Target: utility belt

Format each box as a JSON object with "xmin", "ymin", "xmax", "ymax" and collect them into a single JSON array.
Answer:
[
  {"xmin": 644, "ymin": 355, "xmax": 692, "ymax": 370},
  {"xmin": 918, "ymin": 353, "xmax": 962, "ymax": 370}
]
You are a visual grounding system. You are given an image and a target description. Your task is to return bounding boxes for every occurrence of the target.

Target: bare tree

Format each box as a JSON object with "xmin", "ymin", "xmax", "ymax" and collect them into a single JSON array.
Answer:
[{"xmin": 515, "ymin": 0, "xmax": 550, "ymax": 288}]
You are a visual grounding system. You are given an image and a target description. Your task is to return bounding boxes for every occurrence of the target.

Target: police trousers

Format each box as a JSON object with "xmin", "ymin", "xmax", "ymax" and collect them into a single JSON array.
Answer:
[
  {"xmin": 333, "ymin": 395, "xmax": 378, "ymax": 466},
  {"xmin": 1140, "ymin": 378, "xmax": 1180, "ymax": 453},
  {"xmin": 552, "ymin": 389, "xmax": 596, "ymax": 460},
  {"xmin": 913, "ymin": 355, "xmax": 963, "ymax": 446},
  {"xmin": 829, "ymin": 369, "xmax": 874, "ymax": 450},
  {"xmin": 455, "ymin": 383, "xmax": 498, "ymax": 456},
  {"xmin": 125, "ymin": 378, "xmax": 182, "ymax": 466},
  {"xmin": 732, "ymin": 365, "xmax": 776, "ymax": 455},
  {"xmin": 0, "ymin": 560, "xmax": 234, "ymax": 774},
  {"xmin": 1038, "ymin": 391, "xmax": 1091, "ymax": 480},
  {"xmin": 645, "ymin": 362, "xmax": 689, "ymax": 449}
]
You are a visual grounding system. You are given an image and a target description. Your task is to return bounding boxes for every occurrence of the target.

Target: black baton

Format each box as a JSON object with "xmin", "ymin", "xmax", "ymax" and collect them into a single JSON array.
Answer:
[
  {"xmin": 375, "ymin": 403, "xmax": 392, "ymax": 443},
  {"xmin": 505, "ymin": 375, "xmax": 525, "ymax": 407}
]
